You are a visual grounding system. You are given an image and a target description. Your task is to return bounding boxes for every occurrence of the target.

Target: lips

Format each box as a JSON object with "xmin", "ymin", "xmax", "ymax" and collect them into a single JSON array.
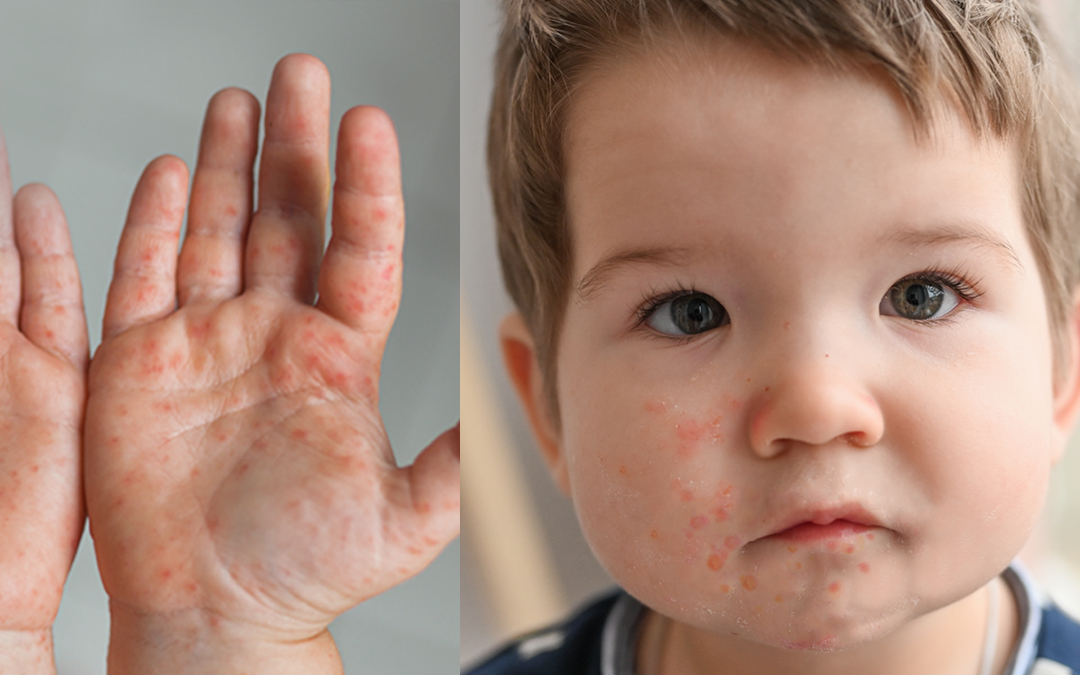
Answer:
[{"xmin": 764, "ymin": 504, "xmax": 883, "ymax": 543}]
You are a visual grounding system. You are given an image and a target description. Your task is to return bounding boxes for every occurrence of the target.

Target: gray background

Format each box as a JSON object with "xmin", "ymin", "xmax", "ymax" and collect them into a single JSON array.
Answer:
[{"xmin": 0, "ymin": 1, "xmax": 459, "ymax": 673}]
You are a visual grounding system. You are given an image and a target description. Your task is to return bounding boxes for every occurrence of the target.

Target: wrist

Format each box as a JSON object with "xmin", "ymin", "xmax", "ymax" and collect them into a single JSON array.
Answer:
[
  {"xmin": 107, "ymin": 601, "xmax": 342, "ymax": 675},
  {"xmin": 0, "ymin": 628, "xmax": 56, "ymax": 675}
]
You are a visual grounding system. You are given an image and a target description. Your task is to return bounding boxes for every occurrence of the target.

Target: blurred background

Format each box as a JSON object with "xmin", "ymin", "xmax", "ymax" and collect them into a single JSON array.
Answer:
[
  {"xmin": 0, "ymin": 1, "xmax": 458, "ymax": 673},
  {"xmin": 461, "ymin": 0, "xmax": 1080, "ymax": 666}
]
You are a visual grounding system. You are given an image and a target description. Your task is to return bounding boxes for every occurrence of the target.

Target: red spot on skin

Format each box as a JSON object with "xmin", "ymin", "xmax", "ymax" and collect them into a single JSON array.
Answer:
[
  {"xmin": 417, "ymin": 502, "xmax": 432, "ymax": 514},
  {"xmin": 236, "ymin": 463, "xmax": 250, "ymax": 476},
  {"xmin": 829, "ymin": 581, "xmax": 842, "ymax": 594},
  {"xmin": 327, "ymin": 332, "xmax": 345, "ymax": 348},
  {"xmin": 787, "ymin": 544, "xmax": 798, "ymax": 553},
  {"xmin": 720, "ymin": 584, "xmax": 731, "ymax": 592},
  {"xmin": 775, "ymin": 595, "xmax": 784, "ymax": 603},
  {"xmin": 844, "ymin": 544, "xmax": 856, "ymax": 554},
  {"xmin": 214, "ymin": 433, "xmax": 227, "ymax": 442},
  {"xmin": 291, "ymin": 429, "xmax": 308, "ymax": 441},
  {"xmin": 671, "ymin": 478, "xmax": 695, "ymax": 502},
  {"xmin": 113, "ymin": 497, "xmax": 125, "ymax": 508},
  {"xmin": 643, "ymin": 400, "xmax": 668, "ymax": 414},
  {"xmin": 381, "ymin": 265, "xmax": 393, "ymax": 281},
  {"xmin": 119, "ymin": 406, "xmax": 128, "ymax": 416},
  {"xmin": 168, "ymin": 351, "xmax": 183, "ymax": 369},
  {"xmin": 44, "ymin": 330, "xmax": 54, "ymax": 339},
  {"xmin": 859, "ymin": 562, "xmax": 871, "ymax": 573},
  {"xmin": 707, "ymin": 553, "xmax": 726, "ymax": 571},
  {"xmin": 866, "ymin": 533, "xmax": 875, "ymax": 540},
  {"xmin": 690, "ymin": 515, "xmax": 707, "ymax": 529},
  {"xmin": 161, "ymin": 569, "xmax": 172, "ymax": 580},
  {"xmin": 285, "ymin": 499, "xmax": 301, "ymax": 511},
  {"xmin": 209, "ymin": 615, "xmax": 221, "ymax": 628},
  {"xmin": 30, "ymin": 464, "xmax": 38, "ymax": 473},
  {"xmin": 224, "ymin": 205, "xmax": 239, "ymax": 218},
  {"xmin": 826, "ymin": 540, "xmax": 838, "ymax": 551},
  {"xmin": 185, "ymin": 582, "xmax": 197, "ymax": 594},
  {"xmin": 109, "ymin": 436, "xmax": 120, "ymax": 445},
  {"xmin": 619, "ymin": 466, "xmax": 627, "ymax": 475},
  {"xmin": 207, "ymin": 517, "xmax": 219, "ymax": 533},
  {"xmin": 650, "ymin": 530, "xmax": 659, "ymax": 539},
  {"xmin": 725, "ymin": 535, "xmax": 740, "ymax": 550},
  {"xmin": 741, "ymin": 575, "xmax": 758, "ymax": 591},
  {"xmin": 795, "ymin": 562, "xmax": 803, "ymax": 570}
]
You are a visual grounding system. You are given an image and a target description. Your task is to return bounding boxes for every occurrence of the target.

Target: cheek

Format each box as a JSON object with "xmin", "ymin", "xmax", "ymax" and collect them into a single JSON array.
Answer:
[{"xmin": 560, "ymin": 380, "xmax": 746, "ymax": 576}]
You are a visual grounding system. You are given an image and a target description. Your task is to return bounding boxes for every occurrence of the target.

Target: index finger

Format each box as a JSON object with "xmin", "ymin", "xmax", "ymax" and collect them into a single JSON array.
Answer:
[{"xmin": 316, "ymin": 106, "xmax": 404, "ymax": 341}]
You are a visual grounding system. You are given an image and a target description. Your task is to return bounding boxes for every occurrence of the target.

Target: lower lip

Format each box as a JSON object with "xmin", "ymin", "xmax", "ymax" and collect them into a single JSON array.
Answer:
[{"xmin": 771, "ymin": 520, "xmax": 874, "ymax": 543}]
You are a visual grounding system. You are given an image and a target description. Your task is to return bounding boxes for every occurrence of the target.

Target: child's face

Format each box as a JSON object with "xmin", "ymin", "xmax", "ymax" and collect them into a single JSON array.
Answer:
[{"xmin": 533, "ymin": 37, "xmax": 1080, "ymax": 649}]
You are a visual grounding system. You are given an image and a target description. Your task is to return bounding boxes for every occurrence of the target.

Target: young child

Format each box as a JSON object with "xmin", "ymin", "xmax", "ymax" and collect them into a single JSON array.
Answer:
[
  {"xmin": 0, "ymin": 54, "xmax": 459, "ymax": 674},
  {"xmin": 469, "ymin": 1, "xmax": 1080, "ymax": 673}
]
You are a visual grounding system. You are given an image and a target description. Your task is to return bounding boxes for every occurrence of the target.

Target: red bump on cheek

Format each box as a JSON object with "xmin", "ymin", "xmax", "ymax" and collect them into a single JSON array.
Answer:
[
  {"xmin": 828, "ymin": 581, "xmax": 842, "ymax": 594},
  {"xmin": 707, "ymin": 553, "xmax": 726, "ymax": 571},
  {"xmin": 643, "ymin": 400, "xmax": 669, "ymax": 414},
  {"xmin": 619, "ymin": 465, "xmax": 627, "ymax": 476},
  {"xmin": 720, "ymin": 584, "xmax": 731, "ymax": 592},
  {"xmin": 724, "ymin": 535, "xmax": 741, "ymax": 550},
  {"xmin": 690, "ymin": 515, "xmax": 707, "ymax": 529},
  {"xmin": 844, "ymin": 544, "xmax": 855, "ymax": 554},
  {"xmin": 650, "ymin": 530, "xmax": 659, "ymax": 539},
  {"xmin": 741, "ymin": 575, "xmax": 758, "ymax": 591},
  {"xmin": 866, "ymin": 533, "xmax": 875, "ymax": 541},
  {"xmin": 859, "ymin": 562, "xmax": 871, "ymax": 573}
]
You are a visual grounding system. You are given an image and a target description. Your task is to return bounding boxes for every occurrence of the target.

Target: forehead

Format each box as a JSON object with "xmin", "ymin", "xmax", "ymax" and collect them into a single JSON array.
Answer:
[{"xmin": 561, "ymin": 34, "xmax": 1024, "ymax": 277}]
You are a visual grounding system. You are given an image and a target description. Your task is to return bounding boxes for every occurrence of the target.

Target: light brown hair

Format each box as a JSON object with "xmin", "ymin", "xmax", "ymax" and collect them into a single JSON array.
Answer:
[{"xmin": 489, "ymin": 0, "xmax": 1080, "ymax": 410}]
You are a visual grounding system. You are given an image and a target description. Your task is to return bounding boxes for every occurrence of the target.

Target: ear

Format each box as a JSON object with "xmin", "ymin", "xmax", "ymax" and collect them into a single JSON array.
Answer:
[
  {"xmin": 499, "ymin": 313, "xmax": 571, "ymax": 495},
  {"xmin": 1051, "ymin": 287, "xmax": 1080, "ymax": 465}
]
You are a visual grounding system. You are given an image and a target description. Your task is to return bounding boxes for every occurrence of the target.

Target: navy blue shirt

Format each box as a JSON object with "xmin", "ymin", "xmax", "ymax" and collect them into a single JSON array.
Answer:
[{"xmin": 465, "ymin": 563, "xmax": 1080, "ymax": 675}]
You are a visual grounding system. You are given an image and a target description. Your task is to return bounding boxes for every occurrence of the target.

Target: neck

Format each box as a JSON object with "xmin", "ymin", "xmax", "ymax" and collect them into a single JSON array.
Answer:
[{"xmin": 639, "ymin": 577, "xmax": 1018, "ymax": 675}]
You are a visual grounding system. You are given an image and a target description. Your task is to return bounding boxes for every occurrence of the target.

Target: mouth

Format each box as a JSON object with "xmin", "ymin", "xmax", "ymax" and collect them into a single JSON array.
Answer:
[{"xmin": 764, "ymin": 504, "xmax": 882, "ymax": 544}]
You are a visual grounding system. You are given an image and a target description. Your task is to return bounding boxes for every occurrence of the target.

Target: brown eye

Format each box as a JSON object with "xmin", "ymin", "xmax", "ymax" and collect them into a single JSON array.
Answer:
[
  {"xmin": 881, "ymin": 278, "xmax": 958, "ymax": 321},
  {"xmin": 647, "ymin": 293, "xmax": 728, "ymax": 335}
]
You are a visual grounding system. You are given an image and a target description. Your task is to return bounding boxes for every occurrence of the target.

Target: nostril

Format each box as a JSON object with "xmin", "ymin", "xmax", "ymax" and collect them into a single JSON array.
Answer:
[{"xmin": 842, "ymin": 432, "xmax": 871, "ymax": 448}]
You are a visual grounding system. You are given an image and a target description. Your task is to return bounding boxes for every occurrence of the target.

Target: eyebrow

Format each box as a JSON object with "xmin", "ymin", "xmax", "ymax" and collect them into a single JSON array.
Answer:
[
  {"xmin": 576, "ymin": 246, "xmax": 693, "ymax": 303},
  {"xmin": 883, "ymin": 223, "xmax": 1023, "ymax": 271}
]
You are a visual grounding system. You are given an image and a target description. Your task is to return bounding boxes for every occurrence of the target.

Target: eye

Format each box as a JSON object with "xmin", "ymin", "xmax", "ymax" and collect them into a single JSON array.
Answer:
[
  {"xmin": 645, "ymin": 293, "xmax": 728, "ymax": 336},
  {"xmin": 880, "ymin": 276, "xmax": 960, "ymax": 321}
]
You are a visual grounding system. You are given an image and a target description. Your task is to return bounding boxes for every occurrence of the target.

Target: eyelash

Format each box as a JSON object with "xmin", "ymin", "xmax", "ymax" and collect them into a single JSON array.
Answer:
[{"xmin": 632, "ymin": 266, "xmax": 984, "ymax": 337}]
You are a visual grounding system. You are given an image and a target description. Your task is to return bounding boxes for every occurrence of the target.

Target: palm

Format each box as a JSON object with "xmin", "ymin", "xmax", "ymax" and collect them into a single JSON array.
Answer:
[
  {"xmin": 0, "ymin": 135, "xmax": 86, "ymax": 632},
  {"xmin": 84, "ymin": 56, "xmax": 458, "ymax": 641}
]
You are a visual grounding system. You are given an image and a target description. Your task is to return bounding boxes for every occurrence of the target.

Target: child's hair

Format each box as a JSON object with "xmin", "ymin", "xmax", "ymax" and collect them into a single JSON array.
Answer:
[{"xmin": 489, "ymin": 0, "xmax": 1080, "ymax": 414}]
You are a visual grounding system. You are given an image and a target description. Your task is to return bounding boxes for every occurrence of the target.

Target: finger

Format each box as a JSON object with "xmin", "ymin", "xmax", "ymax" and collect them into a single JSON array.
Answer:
[
  {"xmin": 13, "ymin": 184, "xmax": 88, "ymax": 369},
  {"xmin": 103, "ymin": 156, "xmax": 188, "ymax": 340},
  {"xmin": 178, "ymin": 87, "xmax": 260, "ymax": 306},
  {"xmin": 317, "ymin": 107, "xmax": 404, "ymax": 341},
  {"xmin": 389, "ymin": 423, "xmax": 460, "ymax": 560},
  {"xmin": 246, "ymin": 53, "xmax": 331, "ymax": 303},
  {"xmin": 0, "ymin": 130, "xmax": 20, "ymax": 326}
]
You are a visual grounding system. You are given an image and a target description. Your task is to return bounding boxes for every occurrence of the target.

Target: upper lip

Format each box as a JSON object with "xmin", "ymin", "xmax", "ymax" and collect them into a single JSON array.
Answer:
[{"xmin": 765, "ymin": 503, "xmax": 884, "ymax": 539}]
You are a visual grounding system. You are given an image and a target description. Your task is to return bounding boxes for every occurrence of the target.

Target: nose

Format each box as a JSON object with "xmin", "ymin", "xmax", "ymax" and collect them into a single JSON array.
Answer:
[{"xmin": 748, "ymin": 354, "xmax": 884, "ymax": 458}]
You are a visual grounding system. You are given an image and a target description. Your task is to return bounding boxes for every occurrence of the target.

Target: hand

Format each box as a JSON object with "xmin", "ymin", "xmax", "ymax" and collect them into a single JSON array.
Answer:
[
  {"xmin": 85, "ymin": 54, "xmax": 460, "ymax": 673},
  {"xmin": 0, "ymin": 131, "xmax": 87, "ymax": 673}
]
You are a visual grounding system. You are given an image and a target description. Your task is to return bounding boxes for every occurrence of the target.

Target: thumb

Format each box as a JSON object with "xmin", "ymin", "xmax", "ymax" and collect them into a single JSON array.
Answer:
[{"xmin": 398, "ymin": 422, "xmax": 460, "ymax": 558}]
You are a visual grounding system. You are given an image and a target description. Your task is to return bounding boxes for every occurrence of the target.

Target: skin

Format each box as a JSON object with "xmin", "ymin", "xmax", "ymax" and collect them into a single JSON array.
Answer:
[
  {"xmin": 79, "ymin": 54, "xmax": 459, "ymax": 673},
  {"xmin": 502, "ymin": 35, "xmax": 1080, "ymax": 675},
  {"xmin": 0, "ymin": 134, "xmax": 86, "ymax": 674}
]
